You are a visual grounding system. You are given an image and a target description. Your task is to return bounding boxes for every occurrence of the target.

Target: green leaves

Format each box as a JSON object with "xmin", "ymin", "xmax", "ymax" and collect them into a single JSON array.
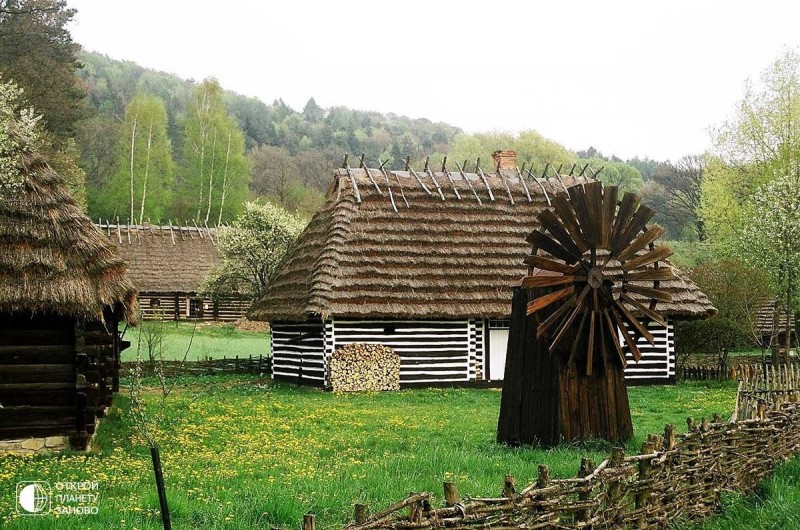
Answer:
[{"xmin": 204, "ymin": 201, "xmax": 305, "ymax": 298}]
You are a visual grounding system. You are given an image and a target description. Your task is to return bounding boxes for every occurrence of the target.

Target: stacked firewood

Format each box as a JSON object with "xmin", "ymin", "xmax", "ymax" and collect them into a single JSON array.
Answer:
[{"xmin": 330, "ymin": 343, "xmax": 400, "ymax": 392}]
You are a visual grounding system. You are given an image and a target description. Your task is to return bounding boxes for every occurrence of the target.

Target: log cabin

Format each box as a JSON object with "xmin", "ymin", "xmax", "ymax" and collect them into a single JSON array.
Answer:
[
  {"xmin": 0, "ymin": 144, "xmax": 139, "ymax": 453},
  {"xmin": 96, "ymin": 223, "xmax": 250, "ymax": 322},
  {"xmin": 249, "ymin": 150, "xmax": 716, "ymax": 388}
]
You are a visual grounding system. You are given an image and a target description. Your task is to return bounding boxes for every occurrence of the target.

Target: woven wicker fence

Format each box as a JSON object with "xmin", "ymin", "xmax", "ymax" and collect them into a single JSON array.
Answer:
[
  {"xmin": 121, "ymin": 354, "xmax": 271, "ymax": 377},
  {"xmin": 327, "ymin": 369, "xmax": 800, "ymax": 530}
]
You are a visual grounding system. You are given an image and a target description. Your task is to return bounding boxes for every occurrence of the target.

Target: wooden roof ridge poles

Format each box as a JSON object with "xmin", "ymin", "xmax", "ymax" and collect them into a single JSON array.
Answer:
[{"xmin": 498, "ymin": 182, "xmax": 676, "ymax": 447}]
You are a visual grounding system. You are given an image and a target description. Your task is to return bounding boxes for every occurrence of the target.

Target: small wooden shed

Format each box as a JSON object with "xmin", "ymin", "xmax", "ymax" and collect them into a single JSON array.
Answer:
[
  {"xmin": 97, "ymin": 223, "xmax": 250, "ymax": 321},
  {"xmin": 0, "ymin": 145, "xmax": 138, "ymax": 453}
]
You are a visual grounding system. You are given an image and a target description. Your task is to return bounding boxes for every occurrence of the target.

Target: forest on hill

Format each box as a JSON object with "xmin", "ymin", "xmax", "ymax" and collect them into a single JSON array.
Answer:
[{"xmin": 0, "ymin": 1, "xmax": 702, "ymax": 242}]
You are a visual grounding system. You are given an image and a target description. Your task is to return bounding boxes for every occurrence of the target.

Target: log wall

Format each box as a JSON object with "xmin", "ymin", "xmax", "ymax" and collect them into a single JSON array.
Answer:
[
  {"xmin": 0, "ymin": 312, "xmax": 123, "ymax": 451},
  {"xmin": 138, "ymin": 291, "xmax": 250, "ymax": 322}
]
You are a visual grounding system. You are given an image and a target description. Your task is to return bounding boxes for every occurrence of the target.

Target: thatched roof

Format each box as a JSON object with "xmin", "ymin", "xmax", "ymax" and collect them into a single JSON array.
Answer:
[
  {"xmin": 249, "ymin": 167, "xmax": 716, "ymax": 322},
  {"xmin": 755, "ymin": 299, "xmax": 795, "ymax": 336},
  {"xmin": 97, "ymin": 224, "xmax": 222, "ymax": 294},
  {"xmin": 0, "ymin": 151, "xmax": 138, "ymax": 323}
]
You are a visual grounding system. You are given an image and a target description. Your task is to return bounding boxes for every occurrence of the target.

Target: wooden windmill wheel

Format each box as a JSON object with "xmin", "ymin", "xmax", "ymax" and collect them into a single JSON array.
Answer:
[
  {"xmin": 497, "ymin": 181, "xmax": 675, "ymax": 446},
  {"xmin": 522, "ymin": 181, "xmax": 675, "ymax": 374}
]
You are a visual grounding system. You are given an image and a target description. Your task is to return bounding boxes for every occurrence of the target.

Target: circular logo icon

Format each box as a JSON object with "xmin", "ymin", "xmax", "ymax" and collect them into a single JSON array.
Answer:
[{"xmin": 17, "ymin": 482, "xmax": 50, "ymax": 514}]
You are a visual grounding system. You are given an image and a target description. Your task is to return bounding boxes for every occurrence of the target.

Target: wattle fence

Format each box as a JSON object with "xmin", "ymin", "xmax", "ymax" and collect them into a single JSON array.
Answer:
[
  {"xmin": 320, "ymin": 366, "xmax": 800, "ymax": 530},
  {"xmin": 121, "ymin": 354, "xmax": 271, "ymax": 377}
]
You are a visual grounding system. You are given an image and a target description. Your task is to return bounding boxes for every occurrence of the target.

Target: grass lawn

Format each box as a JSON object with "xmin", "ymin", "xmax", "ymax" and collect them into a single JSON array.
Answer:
[
  {"xmin": 120, "ymin": 322, "xmax": 270, "ymax": 362},
  {"xmin": 0, "ymin": 379, "xmax": 736, "ymax": 530}
]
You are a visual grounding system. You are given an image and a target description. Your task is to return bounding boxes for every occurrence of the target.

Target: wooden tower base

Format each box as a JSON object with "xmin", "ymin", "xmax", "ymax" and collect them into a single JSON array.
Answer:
[{"xmin": 497, "ymin": 287, "xmax": 633, "ymax": 447}]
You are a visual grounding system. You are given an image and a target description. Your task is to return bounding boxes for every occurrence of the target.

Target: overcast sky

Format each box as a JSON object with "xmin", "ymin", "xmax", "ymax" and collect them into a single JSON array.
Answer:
[{"xmin": 67, "ymin": 1, "xmax": 800, "ymax": 162}]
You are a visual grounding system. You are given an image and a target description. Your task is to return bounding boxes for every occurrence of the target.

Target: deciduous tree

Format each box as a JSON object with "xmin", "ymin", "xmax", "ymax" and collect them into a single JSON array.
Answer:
[
  {"xmin": 102, "ymin": 94, "xmax": 174, "ymax": 223},
  {"xmin": 204, "ymin": 201, "xmax": 305, "ymax": 299}
]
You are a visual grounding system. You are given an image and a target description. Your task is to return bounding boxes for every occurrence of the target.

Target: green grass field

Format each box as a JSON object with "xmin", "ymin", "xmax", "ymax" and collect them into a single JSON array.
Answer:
[
  {"xmin": 0, "ymin": 379, "xmax": 736, "ymax": 529},
  {"xmin": 120, "ymin": 322, "xmax": 270, "ymax": 362}
]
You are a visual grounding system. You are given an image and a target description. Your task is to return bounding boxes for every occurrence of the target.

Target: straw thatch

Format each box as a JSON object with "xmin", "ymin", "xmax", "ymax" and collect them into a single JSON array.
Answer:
[
  {"xmin": 97, "ymin": 223, "xmax": 222, "ymax": 294},
  {"xmin": 0, "ymin": 150, "xmax": 138, "ymax": 323},
  {"xmin": 250, "ymin": 167, "xmax": 715, "ymax": 322}
]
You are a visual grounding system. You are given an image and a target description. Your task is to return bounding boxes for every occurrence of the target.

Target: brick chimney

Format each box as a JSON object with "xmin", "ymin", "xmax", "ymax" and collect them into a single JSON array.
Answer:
[{"xmin": 492, "ymin": 149, "xmax": 517, "ymax": 171}]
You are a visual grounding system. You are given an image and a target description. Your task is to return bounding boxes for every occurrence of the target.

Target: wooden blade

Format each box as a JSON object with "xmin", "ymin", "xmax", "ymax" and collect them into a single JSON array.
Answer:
[
  {"xmin": 623, "ymin": 284, "xmax": 672, "ymax": 303},
  {"xmin": 552, "ymin": 195, "xmax": 589, "ymax": 253},
  {"xmin": 611, "ymin": 204, "xmax": 656, "ymax": 257},
  {"xmin": 570, "ymin": 183, "xmax": 596, "ymax": 247},
  {"xmin": 615, "ymin": 300, "xmax": 656, "ymax": 346},
  {"xmin": 527, "ymin": 286, "xmax": 575, "ymax": 315},
  {"xmin": 617, "ymin": 225, "xmax": 666, "ymax": 262},
  {"xmin": 619, "ymin": 292, "xmax": 667, "ymax": 327},
  {"xmin": 537, "ymin": 293, "xmax": 578, "ymax": 338},
  {"xmin": 610, "ymin": 308, "xmax": 642, "ymax": 362},
  {"xmin": 524, "ymin": 255, "xmax": 575, "ymax": 274},
  {"xmin": 586, "ymin": 311, "xmax": 596, "ymax": 376},
  {"xmin": 538, "ymin": 209, "xmax": 584, "ymax": 259},
  {"xmin": 526, "ymin": 230, "xmax": 581, "ymax": 264},
  {"xmin": 549, "ymin": 285, "xmax": 591, "ymax": 352},
  {"xmin": 600, "ymin": 185, "xmax": 618, "ymax": 249},
  {"xmin": 610, "ymin": 193, "xmax": 641, "ymax": 250},
  {"xmin": 521, "ymin": 275, "xmax": 576, "ymax": 289},
  {"xmin": 622, "ymin": 246, "xmax": 674, "ymax": 272},
  {"xmin": 617, "ymin": 268, "xmax": 676, "ymax": 282},
  {"xmin": 584, "ymin": 181, "xmax": 604, "ymax": 247},
  {"xmin": 603, "ymin": 309, "xmax": 627, "ymax": 368},
  {"xmin": 568, "ymin": 309, "xmax": 589, "ymax": 367}
]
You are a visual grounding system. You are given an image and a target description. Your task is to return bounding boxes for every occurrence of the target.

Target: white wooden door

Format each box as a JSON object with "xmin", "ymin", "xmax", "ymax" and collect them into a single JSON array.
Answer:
[{"xmin": 489, "ymin": 329, "xmax": 509, "ymax": 381}]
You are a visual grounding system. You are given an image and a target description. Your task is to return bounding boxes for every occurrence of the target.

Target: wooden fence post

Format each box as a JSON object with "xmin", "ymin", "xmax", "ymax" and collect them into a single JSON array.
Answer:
[
  {"xmin": 303, "ymin": 514, "xmax": 315, "ymax": 530},
  {"xmin": 635, "ymin": 441, "xmax": 655, "ymax": 528},
  {"xmin": 577, "ymin": 457, "xmax": 595, "ymax": 523},
  {"xmin": 503, "ymin": 475, "xmax": 517, "ymax": 498},
  {"xmin": 409, "ymin": 497, "xmax": 423, "ymax": 523},
  {"xmin": 443, "ymin": 482, "xmax": 458, "ymax": 507},
  {"xmin": 354, "ymin": 504, "xmax": 367, "ymax": 524}
]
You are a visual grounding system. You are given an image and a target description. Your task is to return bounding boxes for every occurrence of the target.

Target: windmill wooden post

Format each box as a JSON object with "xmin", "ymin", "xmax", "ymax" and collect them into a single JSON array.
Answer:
[{"xmin": 497, "ymin": 182, "xmax": 674, "ymax": 446}]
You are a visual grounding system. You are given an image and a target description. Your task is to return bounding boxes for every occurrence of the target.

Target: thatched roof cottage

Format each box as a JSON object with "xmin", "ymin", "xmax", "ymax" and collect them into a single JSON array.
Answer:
[
  {"xmin": 0, "ymin": 144, "xmax": 138, "ymax": 453},
  {"xmin": 250, "ymin": 150, "xmax": 715, "ymax": 388},
  {"xmin": 97, "ymin": 223, "xmax": 249, "ymax": 321}
]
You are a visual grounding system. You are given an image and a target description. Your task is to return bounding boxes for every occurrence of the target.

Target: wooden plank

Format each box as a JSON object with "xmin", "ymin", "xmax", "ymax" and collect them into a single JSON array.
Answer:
[
  {"xmin": 537, "ymin": 294, "xmax": 578, "ymax": 338},
  {"xmin": 610, "ymin": 193, "xmax": 641, "ymax": 250},
  {"xmin": 523, "ymin": 255, "xmax": 575, "ymax": 274},
  {"xmin": 619, "ymin": 267, "xmax": 676, "ymax": 282},
  {"xmin": 601, "ymin": 185, "xmax": 618, "ymax": 248},
  {"xmin": 622, "ymin": 246, "xmax": 674, "ymax": 271},
  {"xmin": 586, "ymin": 311, "xmax": 596, "ymax": 376},
  {"xmin": 0, "ymin": 364, "xmax": 75, "ymax": 383},
  {"xmin": 525, "ymin": 230, "xmax": 581, "ymax": 264},
  {"xmin": 616, "ymin": 302, "xmax": 656, "ymax": 345},
  {"xmin": 619, "ymin": 293, "xmax": 667, "ymax": 327},
  {"xmin": 551, "ymin": 195, "xmax": 589, "ymax": 253},
  {"xmin": 527, "ymin": 286, "xmax": 575, "ymax": 315},
  {"xmin": 537, "ymin": 210, "xmax": 584, "ymax": 259},
  {"xmin": 520, "ymin": 275, "xmax": 576, "ymax": 289},
  {"xmin": 603, "ymin": 310, "xmax": 627, "ymax": 368},
  {"xmin": 616, "ymin": 225, "xmax": 666, "ymax": 261},
  {"xmin": 611, "ymin": 309, "xmax": 642, "ymax": 362},
  {"xmin": 611, "ymin": 204, "xmax": 656, "ymax": 256}
]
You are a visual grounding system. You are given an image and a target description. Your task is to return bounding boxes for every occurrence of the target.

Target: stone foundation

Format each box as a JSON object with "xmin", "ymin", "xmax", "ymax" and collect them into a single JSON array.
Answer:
[{"xmin": 0, "ymin": 435, "xmax": 70, "ymax": 455}]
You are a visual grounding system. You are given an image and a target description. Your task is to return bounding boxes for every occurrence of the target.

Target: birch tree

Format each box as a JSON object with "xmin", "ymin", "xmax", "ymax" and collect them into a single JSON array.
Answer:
[
  {"xmin": 102, "ymin": 94, "xmax": 174, "ymax": 223},
  {"xmin": 180, "ymin": 79, "xmax": 248, "ymax": 223}
]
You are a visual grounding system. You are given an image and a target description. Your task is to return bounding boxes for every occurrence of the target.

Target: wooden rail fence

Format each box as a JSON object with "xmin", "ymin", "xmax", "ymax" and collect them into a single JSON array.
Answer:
[{"xmin": 295, "ymin": 370, "xmax": 800, "ymax": 530}]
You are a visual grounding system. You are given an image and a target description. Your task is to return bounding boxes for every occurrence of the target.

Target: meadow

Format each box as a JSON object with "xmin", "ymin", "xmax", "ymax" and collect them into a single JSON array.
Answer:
[
  {"xmin": 120, "ymin": 322, "xmax": 270, "ymax": 362},
  {"xmin": 0, "ymin": 378, "xmax": 737, "ymax": 530}
]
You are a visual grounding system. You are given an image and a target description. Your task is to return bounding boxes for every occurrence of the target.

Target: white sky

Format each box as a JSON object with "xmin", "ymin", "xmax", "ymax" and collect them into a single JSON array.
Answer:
[{"xmin": 67, "ymin": 1, "xmax": 800, "ymax": 162}]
